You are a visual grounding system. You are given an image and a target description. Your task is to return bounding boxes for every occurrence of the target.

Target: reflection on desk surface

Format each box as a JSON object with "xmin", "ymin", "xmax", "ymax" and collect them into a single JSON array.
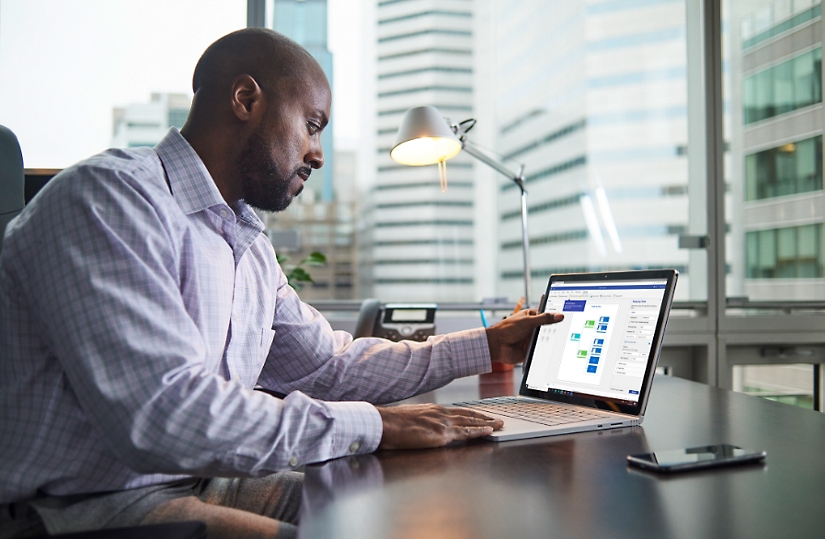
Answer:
[
  {"xmin": 300, "ymin": 374, "xmax": 825, "ymax": 539},
  {"xmin": 302, "ymin": 427, "xmax": 663, "ymax": 539}
]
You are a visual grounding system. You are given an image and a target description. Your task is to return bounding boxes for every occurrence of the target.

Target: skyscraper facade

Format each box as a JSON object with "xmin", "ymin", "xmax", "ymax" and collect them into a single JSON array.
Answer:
[
  {"xmin": 271, "ymin": 0, "xmax": 336, "ymax": 202},
  {"xmin": 366, "ymin": 0, "xmax": 478, "ymax": 302},
  {"xmin": 264, "ymin": 0, "xmax": 360, "ymax": 300},
  {"xmin": 490, "ymin": 0, "xmax": 694, "ymax": 301},
  {"xmin": 729, "ymin": 0, "xmax": 824, "ymax": 300}
]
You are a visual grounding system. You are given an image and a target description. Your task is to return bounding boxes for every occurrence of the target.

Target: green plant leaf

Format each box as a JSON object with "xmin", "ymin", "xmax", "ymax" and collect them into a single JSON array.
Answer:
[
  {"xmin": 289, "ymin": 267, "xmax": 314, "ymax": 284},
  {"xmin": 276, "ymin": 253, "xmax": 290, "ymax": 265},
  {"xmin": 301, "ymin": 251, "xmax": 327, "ymax": 266}
]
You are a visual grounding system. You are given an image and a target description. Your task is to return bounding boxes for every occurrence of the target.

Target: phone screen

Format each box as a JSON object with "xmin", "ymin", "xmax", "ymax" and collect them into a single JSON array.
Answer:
[{"xmin": 627, "ymin": 444, "xmax": 766, "ymax": 473}]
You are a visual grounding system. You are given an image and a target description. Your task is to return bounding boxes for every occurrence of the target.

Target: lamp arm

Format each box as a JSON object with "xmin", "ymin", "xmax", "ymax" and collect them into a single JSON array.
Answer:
[
  {"xmin": 459, "ymin": 137, "xmax": 531, "ymax": 307},
  {"xmin": 460, "ymin": 139, "xmax": 526, "ymax": 192}
]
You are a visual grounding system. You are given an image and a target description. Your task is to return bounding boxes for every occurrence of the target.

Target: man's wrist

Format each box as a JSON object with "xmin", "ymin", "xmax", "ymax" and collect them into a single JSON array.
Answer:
[
  {"xmin": 442, "ymin": 327, "xmax": 492, "ymax": 376},
  {"xmin": 485, "ymin": 327, "xmax": 501, "ymax": 363}
]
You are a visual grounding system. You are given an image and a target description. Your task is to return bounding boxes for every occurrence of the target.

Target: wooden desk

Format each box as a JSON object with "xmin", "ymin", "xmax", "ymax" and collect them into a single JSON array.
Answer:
[{"xmin": 299, "ymin": 369, "xmax": 825, "ymax": 538}]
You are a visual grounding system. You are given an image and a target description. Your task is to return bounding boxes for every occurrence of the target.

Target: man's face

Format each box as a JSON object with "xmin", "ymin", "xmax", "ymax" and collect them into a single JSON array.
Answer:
[{"xmin": 237, "ymin": 72, "xmax": 330, "ymax": 212}]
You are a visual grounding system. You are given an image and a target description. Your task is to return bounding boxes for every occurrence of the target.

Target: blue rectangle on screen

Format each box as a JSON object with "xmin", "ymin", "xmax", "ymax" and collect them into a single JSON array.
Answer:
[
  {"xmin": 589, "ymin": 356, "xmax": 600, "ymax": 365},
  {"xmin": 595, "ymin": 339, "xmax": 604, "ymax": 345},
  {"xmin": 629, "ymin": 389, "xmax": 640, "ymax": 395},
  {"xmin": 563, "ymin": 300, "xmax": 587, "ymax": 312},
  {"xmin": 600, "ymin": 316, "xmax": 610, "ymax": 322},
  {"xmin": 587, "ymin": 365, "xmax": 598, "ymax": 373},
  {"xmin": 591, "ymin": 347, "xmax": 602, "ymax": 354}
]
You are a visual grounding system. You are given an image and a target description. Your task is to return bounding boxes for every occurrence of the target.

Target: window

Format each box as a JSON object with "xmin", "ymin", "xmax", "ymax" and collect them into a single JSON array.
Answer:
[
  {"xmin": 4, "ymin": 0, "xmax": 825, "ymax": 408},
  {"xmin": 745, "ymin": 135, "xmax": 823, "ymax": 200},
  {"xmin": 746, "ymin": 224, "xmax": 824, "ymax": 278},
  {"xmin": 743, "ymin": 47, "xmax": 822, "ymax": 124},
  {"xmin": 167, "ymin": 109, "xmax": 190, "ymax": 129},
  {"xmin": 0, "ymin": 0, "xmax": 246, "ymax": 168},
  {"xmin": 729, "ymin": 0, "xmax": 825, "ymax": 301},
  {"xmin": 726, "ymin": 0, "xmax": 825, "ymax": 410},
  {"xmin": 733, "ymin": 364, "xmax": 815, "ymax": 409}
]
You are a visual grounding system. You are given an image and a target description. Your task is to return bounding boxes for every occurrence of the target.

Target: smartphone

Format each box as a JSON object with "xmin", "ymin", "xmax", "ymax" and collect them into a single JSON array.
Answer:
[{"xmin": 627, "ymin": 444, "xmax": 766, "ymax": 473}]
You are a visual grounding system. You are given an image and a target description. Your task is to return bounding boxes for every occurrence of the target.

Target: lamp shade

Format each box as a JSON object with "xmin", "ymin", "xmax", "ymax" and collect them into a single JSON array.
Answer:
[{"xmin": 390, "ymin": 106, "xmax": 462, "ymax": 166}]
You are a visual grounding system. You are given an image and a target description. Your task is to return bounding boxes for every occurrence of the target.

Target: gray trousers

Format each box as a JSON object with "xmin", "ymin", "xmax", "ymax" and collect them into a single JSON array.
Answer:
[{"xmin": 0, "ymin": 473, "xmax": 303, "ymax": 539}]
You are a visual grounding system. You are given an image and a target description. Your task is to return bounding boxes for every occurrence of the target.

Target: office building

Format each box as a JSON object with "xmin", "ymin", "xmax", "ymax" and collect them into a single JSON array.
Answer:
[
  {"xmin": 262, "ymin": 142, "xmax": 359, "ymax": 301},
  {"xmin": 111, "ymin": 93, "xmax": 190, "ymax": 149},
  {"xmin": 489, "ymin": 1, "xmax": 693, "ymax": 301},
  {"xmin": 263, "ymin": 193, "xmax": 358, "ymax": 301},
  {"xmin": 729, "ymin": 0, "xmax": 824, "ymax": 301},
  {"xmin": 261, "ymin": 0, "xmax": 358, "ymax": 300},
  {"xmin": 365, "ymin": 0, "xmax": 478, "ymax": 302},
  {"xmin": 270, "ymin": 0, "xmax": 336, "ymax": 202},
  {"xmin": 3, "ymin": 5, "xmax": 825, "ymax": 536},
  {"xmin": 726, "ymin": 0, "xmax": 823, "ymax": 403}
]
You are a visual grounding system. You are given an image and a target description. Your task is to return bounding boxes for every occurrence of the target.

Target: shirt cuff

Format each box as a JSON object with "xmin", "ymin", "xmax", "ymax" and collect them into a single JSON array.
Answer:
[
  {"xmin": 442, "ymin": 327, "xmax": 492, "ymax": 378},
  {"xmin": 325, "ymin": 400, "xmax": 383, "ymax": 457}
]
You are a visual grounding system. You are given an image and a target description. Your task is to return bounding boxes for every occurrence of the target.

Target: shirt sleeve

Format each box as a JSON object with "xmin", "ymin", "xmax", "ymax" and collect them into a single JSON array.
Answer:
[
  {"xmin": 258, "ymin": 267, "xmax": 493, "ymax": 403},
  {"xmin": 7, "ymin": 161, "xmax": 379, "ymax": 476}
]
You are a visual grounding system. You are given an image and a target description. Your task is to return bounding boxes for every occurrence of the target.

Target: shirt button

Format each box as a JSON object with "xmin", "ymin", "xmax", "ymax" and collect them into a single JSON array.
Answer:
[
  {"xmin": 349, "ymin": 442, "xmax": 360, "ymax": 453},
  {"xmin": 289, "ymin": 456, "xmax": 298, "ymax": 467},
  {"xmin": 220, "ymin": 209, "xmax": 229, "ymax": 219}
]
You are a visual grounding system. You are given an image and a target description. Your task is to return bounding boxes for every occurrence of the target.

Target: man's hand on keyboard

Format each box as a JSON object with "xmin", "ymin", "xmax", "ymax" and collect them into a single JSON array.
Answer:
[
  {"xmin": 485, "ymin": 309, "xmax": 564, "ymax": 365},
  {"xmin": 376, "ymin": 404, "xmax": 504, "ymax": 449}
]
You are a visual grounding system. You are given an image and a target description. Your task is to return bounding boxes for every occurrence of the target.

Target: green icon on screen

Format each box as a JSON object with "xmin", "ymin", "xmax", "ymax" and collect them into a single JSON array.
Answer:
[
  {"xmin": 577, "ymin": 350, "xmax": 588, "ymax": 358},
  {"xmin": 584, "ymin": 320, "xmax": 595, "ymax": 328}
]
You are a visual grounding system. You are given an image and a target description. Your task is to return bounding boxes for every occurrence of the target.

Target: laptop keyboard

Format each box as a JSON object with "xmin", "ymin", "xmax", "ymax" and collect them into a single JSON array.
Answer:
[{"xmin": 454, "ymin": 397, "xmax": 616, "ymax": 427}]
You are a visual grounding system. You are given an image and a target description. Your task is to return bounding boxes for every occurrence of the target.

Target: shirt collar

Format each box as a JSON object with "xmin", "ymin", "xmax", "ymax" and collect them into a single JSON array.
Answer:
[
  {"xmin": 153, "ymin": 128, "xmax": 264, "ymax": 231},
  {"xmin": 154, "ymin": 128, "xmax": 225, "ymax": 216}
]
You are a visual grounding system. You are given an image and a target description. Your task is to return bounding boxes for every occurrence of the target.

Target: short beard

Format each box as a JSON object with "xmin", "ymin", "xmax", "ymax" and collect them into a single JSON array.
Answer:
[{"xmin": 236, "ymin": 129, "xmax": 298, "ymax": 212}]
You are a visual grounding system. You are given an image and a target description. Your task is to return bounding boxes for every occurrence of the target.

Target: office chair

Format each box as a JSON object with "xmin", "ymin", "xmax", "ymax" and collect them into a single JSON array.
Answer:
[
  {"xmin": 0, "ymin": 124, "xmax": 25, "ymax": 254},
  {"xmin": 0, "ymin": 125, "xmax": 206, "ymax": 538}
]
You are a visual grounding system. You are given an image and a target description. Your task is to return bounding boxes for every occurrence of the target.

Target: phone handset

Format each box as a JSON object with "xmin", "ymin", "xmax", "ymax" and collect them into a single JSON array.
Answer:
[{"xmin": 354, "ymin": 298, "xmax": 382, "ymax": 338}]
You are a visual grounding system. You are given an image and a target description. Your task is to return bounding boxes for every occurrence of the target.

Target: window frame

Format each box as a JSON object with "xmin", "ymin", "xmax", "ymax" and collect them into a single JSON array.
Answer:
[{"xmin": 246, "ymin": 0, "xmax": 825, "ymax": 409}]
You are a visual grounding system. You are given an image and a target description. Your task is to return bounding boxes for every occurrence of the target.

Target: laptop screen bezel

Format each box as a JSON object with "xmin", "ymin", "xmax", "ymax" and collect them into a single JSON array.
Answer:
[{"xmin": 517, "ymin": 269, "xmax": 678, "ymax": 417}]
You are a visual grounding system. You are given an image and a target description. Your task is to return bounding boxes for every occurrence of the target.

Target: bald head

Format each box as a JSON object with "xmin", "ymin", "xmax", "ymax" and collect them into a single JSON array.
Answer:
[
  {"xmin": 181, "ymin": 28, "xmax": 331, "ymax": 211},
  {"xmin": 192, "ymin": 28, "xmax": 326, "ymax": 102}
]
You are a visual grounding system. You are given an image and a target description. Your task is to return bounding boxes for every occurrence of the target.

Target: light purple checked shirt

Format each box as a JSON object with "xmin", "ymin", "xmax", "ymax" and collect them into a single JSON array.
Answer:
[{"xmin": 0, "ymin": 128, "xmax": 491, "ymax": 504}]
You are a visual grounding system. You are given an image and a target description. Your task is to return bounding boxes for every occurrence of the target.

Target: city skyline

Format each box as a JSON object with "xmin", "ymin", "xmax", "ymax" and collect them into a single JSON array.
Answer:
[{"xmin": 4, "ymin": 0, "xmax": 823, "ymax": 307}]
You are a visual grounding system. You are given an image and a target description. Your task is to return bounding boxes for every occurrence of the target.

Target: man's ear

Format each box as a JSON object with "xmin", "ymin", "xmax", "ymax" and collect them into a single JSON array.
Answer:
[{"xmin": 230, "ymin": 74, "xmax": 264, "ymax": 122}]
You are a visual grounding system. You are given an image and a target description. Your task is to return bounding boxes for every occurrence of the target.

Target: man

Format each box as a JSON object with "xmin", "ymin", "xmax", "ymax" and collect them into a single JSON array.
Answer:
[{"xmin": 0, "ymin": 29, "xmax": 561, "ymax": 538}]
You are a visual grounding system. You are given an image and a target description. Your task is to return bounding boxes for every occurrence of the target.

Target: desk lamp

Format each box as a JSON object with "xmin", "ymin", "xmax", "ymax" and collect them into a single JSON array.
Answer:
[{"xmin": 390, "ymin": 105, "xmax": 532, "ymax": 307}]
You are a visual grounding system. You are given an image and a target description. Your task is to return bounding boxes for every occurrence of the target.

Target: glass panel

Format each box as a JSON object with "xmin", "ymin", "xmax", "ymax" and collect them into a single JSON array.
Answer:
[
  {"xmin": 0, "ymin": 1, "xmax": 246, "ymax": 168},
  {"xmin": 793, "ymin": 50, "xmax": 810, "ymax": 107},
  {"xmin": 759, "ymin": 229, "xmax": 777, "ymax": 276},
  {"xmin": 746, "ymin": 224, "xmax": 824, "ymax": 277},
  {"xmin": 2, "ymin": 1, "xmax": 704, "ymax": 304},
  {"xmin": 742, "ymin": 48, "xmax": 822, "ymax": 125},
  {"xmin": 757, "ymin": 67, "xmax": 774, "ymax": 121},
  {"xmin": 744, "ymin": 135, "xmax": 823, "ymax": 200},
  {"xmin": 796, "ymin": 137, "xmax": 818, "ymax": 192},
  {"xmin": 726, "ymin": 0, "xmax": 825, "ymax": 301},
  {"xmin": 773, "ymin": 59, "xmax": 794, "ymax": 115},
  {"xmin": 732, "ymin": 363, "xmax": 814, "ymax": 409},
  {"xmin": 798, "ymin": 223, "xmax": 819, "ymax": 276},
  {"xmin": 359, "ymin": 0, "xmax": 705, "ymax": 303},
  {"xmin": 777, "ymin": 226, "xmax": 797, "ymax": 276},
  {"xmin": 490, "ymin": 1, "xmax": 706, "ymax": 306}
]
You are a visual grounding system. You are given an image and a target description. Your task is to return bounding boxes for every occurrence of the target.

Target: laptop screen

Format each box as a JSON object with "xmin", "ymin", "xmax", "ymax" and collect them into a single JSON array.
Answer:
[{"xmin": 523, "ymin": 275, "xmax": 672, "ymax": 407}]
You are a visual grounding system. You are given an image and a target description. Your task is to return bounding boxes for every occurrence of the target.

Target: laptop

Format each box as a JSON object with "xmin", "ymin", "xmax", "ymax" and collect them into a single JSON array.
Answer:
[{"xmin": 455, "ymin": 269, "xmax": 678, "ymax": 441}]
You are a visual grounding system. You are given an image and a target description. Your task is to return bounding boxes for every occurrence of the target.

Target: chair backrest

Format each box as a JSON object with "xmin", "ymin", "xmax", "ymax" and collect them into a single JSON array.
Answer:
[{"xmin": 0, "ymin": 124, "xmax": 25, "ymax": 255}]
